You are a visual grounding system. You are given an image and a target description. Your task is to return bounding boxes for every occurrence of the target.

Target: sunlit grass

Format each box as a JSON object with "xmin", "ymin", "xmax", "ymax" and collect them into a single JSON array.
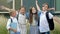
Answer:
[
  {"xmin": 0, "ymin": 15, "xmax": 8, "ymax": 34},
  {"xmin": 51, "ymin": 21, "xmax": 60, "ymax": 34},
  {"xmin": 0, "ymin": 15, "xmax": 60, "ymax": 34}
]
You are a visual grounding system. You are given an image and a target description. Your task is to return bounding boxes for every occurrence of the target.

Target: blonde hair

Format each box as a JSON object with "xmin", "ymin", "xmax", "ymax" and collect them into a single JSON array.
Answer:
[{"xmin": 9, "ymin": 9, "xmax": 16, "ymax": 16}]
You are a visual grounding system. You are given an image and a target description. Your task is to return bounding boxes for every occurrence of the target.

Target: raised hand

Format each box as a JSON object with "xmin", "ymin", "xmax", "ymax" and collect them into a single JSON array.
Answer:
[
  {"xmin": 0, "ymin": 6, "xmax": 11, "ymax": 11},
  {"xmin": 36, "ymin": 0, "xmax": 38, "ymax": 4},
  {"xmin": 0, "ymin": 5, "xmax": 5, "ymax": 9},
  {"xmin": 36, "ymin": 0, "xmax": 41, "ymax": 11}
]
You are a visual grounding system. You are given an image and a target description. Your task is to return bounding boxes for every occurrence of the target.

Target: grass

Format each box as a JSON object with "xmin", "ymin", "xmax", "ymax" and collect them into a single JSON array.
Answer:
[
  {"xmin": 0, "ymin": 15, "xmax": 8, "ymax": 34},
  {"xmin": 0, "ymin": 15, "xmax": 60, "ymax": 34},
  {"xmin": 51, "ymin": 21, "xmax": 60, "ymax": 34}
]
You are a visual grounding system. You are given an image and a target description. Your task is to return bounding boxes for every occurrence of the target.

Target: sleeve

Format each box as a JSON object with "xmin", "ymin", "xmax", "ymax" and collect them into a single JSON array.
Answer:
[
  {"xmin": 26, "ymin": 12, "xmax": 29, "ymax": 20},
  {"xmin": 6, "ymin": 19, "xmax": 11, "ymax": 30},
  {"xmin": 18, "ymin": 15, "xmax": 21, "ymax": 23},
  {"xmin": 38, "ymin": 10, "xmax": 41, "ymax": 16},
  {"xmin": 49, "ymin": 12, "xmax": 53, "ymax": 19},
  {"xmin": 16, "ymin": 11, "xmax": 18, "ymax": 15}
]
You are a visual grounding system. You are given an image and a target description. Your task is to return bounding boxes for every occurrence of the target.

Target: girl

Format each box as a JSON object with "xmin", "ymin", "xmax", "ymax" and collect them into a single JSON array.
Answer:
[
  {"xmin": 18, "ymin": 6, "xmax": 27, "ymax": 34},
  {"xmin": 29, "ymin": 7, "xmax": 39, "ymax": 34}
]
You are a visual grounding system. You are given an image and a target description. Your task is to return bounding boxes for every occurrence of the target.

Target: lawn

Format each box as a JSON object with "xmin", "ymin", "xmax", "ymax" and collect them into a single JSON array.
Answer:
[
  {"xmin": 0, "ymin": 15, "xmax": 8, "ymax": 34},
  {"xmin": 0, "ymin": 15, "xmax": 60, "ymax": 34}
]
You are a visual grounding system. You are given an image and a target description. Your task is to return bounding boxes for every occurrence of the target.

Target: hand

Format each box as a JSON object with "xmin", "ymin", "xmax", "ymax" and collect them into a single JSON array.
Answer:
[
  {"xmin": 13, "ymin": 29, "xmax": 17, "ymax": 32},
  {"xmin": 0, "ymin": 6, "xmax": 5, "ymax": 9},
  {"xmin": 51, "ymin": 8, "xmax": 55, "ymax": 10},
  {"xmin": 36, "ymin": 0, "xmax": 38, "ymax": 4},
  {"xmin": 9, "ymin": 28, "xmax": 17, "ymax": 32}
]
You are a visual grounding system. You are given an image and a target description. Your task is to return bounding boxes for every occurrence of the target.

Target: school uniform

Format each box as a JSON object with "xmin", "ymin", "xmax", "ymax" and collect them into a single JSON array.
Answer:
[
  {"xmin": 6, "ymin": 16, "xmax": 20, "ymax": 34},
  {"xmin": 38, "ymin": 10, "xmax": 53, "ymax": 34},
  {"xmin": 18, "ymin": 13, "xmax": 27, "ymax": 34}
]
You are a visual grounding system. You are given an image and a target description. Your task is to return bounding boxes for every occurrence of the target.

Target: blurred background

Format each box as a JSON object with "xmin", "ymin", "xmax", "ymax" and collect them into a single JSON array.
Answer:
[{"xmin": 0, "ymin": 0, "xmax": 60, "ymax": 34}]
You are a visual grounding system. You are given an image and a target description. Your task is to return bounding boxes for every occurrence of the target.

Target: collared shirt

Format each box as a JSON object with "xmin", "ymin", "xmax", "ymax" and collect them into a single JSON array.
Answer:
[
  {"xmin": 18, "ymin": 13, "xmax": 26, "ymax": 25},
  {"xmin": 6, "ymin": 16, "xmax": 20, "ymax": 32},
  {"xmin": 38, "ymin": 10, "xmax": 53, "ymax": 33}
]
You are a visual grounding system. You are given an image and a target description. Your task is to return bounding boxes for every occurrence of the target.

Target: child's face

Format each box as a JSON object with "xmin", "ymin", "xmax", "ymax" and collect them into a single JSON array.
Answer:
[
  {"xmin": 12, "ymin": 11, "xmax": 16, "ymax": 17},
  {"xmin": 20, "ymin": 8, "xmax": 25, "ymax": 14},
  {"xmin": 42, "ymin": 4, "xmax": 48, "ymax": 11},
  {"xmin": 44, "ymin": 5, "xmax": 48, "ymax": 10},
  {"xmin": 42, "ymin": 7, "xmax": 46, "ymax": 11},
  {"xmin": 32, "ymin": 7, "xmax": 36, "ymax": 13}
]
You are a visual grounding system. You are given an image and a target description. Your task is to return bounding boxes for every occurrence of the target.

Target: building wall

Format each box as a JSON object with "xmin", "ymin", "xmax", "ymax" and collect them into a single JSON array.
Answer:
[
  {"xmin": 23, "ymin": 0, "xmax": 54, "ymax": 12},
  {"xmin": 56, "ymin": 0, "xmax": 60, "ymax": 11},
  {"xmin": 0, "ymin": 0, "xmax": 60, "ymax": 12}
]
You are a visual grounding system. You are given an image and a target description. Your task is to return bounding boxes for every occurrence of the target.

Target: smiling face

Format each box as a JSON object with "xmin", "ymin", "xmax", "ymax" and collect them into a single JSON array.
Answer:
[
  {"xmin": 10, "ymin": 11, "xmax": 16, "ymax": 17},
  {"xmin": 12, "ymin": 11, "xmax": 16, "ymax": 17},
  {"xmin": 44, "ymin": 4, "xmax": 48, "ymax": 10},
  {"xmin": 31, "ymin": 7, "xmax": 36, "ymax": 13},
  {"xmin": 20, "ymin": 7, "xmax": 26, "ymax": 14},
  {"xmin": 42, "ymin": 3, "xmax": 49, "ymax": 11},
  {"xmin": 42, "ymin": 7, "xmax": 46, "ymax": 11}
]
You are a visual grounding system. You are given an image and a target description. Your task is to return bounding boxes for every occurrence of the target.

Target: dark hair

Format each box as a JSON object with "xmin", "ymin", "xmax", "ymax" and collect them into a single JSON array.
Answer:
[
  {"xmin": 19, "ymin": 6, "xmax": 26, "ymax": 10},
  {"xmin": 42, "ymin": 3, "xmax": 49, "ymax": 8},
  {"xmin": 29, "ymin": 7, "xmax": 38, "ymax": 24}
]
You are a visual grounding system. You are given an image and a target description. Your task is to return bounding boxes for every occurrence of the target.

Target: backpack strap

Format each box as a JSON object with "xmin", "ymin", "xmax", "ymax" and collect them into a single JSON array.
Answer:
[
  {"xmin": 46, "ymin": 12, "xmax": 49, "ymax": 20},
  {"xmin": 10, "ymin": 18, "xmax": 13, "ymax": 23},
  {"xmin": 9, "ymin": 18, "xmax": 13, "ymax": 28}
]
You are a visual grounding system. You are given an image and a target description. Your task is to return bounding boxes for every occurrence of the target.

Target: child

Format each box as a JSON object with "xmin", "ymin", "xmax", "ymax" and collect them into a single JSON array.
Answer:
[
  {"xmin": 18, "ymin": 6, "xmax": 27, "ymax": 34},
  {"xmin": 29, "ymin": 7, "xmax": 39, "ymax": 34},
  {"xmin": 6, "ymin": 10, "xmax": 20, "ymax": 34},
  {"xmin": 36, "ymin": 0, "xmax": 54, "ymax": 34},
  {"xmin": 1, "ymin": 6, "xmax": 27, "ymax": 34}
]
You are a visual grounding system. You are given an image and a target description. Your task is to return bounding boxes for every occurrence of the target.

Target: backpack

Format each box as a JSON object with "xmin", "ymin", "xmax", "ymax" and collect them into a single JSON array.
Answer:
[
  {"xmin": 38, "ymin": 12, "xmax": 54, "ymax": 31},
  {"xmin": 46, "ymin": 12, "xmax": 54, "ymax": 30}
]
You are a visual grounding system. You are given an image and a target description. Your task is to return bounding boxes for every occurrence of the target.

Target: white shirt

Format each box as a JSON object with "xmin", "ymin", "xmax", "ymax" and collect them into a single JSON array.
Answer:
[
  {"xmin": 6, "ymin": 16, "xmax": 20, "ymax": 32},
  {"xmin": 18, "ymin": 13, "xmax": 26, "ymax": 25},
  {"xmin": 32, "ymin": 15, "xmax": 37, "ymax": 26},
  {"xmin": 39, "ymin": 11, "xmax": 53, "ymax": 33}
]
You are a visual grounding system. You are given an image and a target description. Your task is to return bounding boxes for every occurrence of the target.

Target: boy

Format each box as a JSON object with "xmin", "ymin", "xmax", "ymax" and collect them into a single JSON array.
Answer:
[
  {"xmin": 36, "ymin": 0, "xmax": 54, "ymax": 34},
  {"xmin": 6, "ymin": 10, "xmax": 20, "ymax": 34}
]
